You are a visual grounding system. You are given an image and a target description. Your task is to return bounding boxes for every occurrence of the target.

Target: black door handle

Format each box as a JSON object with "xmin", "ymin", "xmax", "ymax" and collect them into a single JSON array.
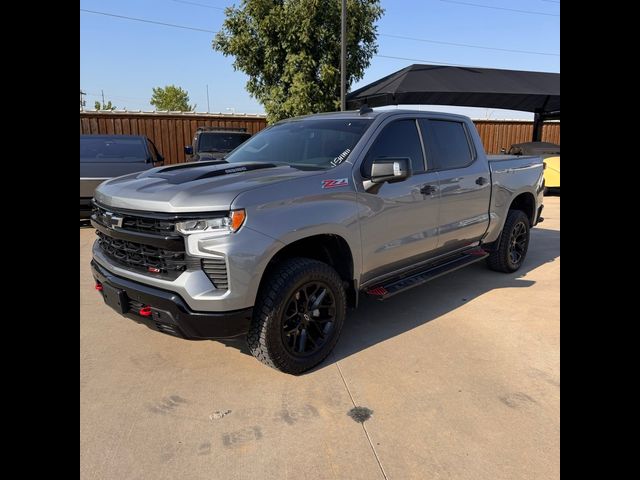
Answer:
[
  {"xmin": 476, "ymin": 176, "xmax": 488, "ymax": 185},
  {"xmin": 420, "ymin": 185, "xmax": 437, "ymax": 195}
]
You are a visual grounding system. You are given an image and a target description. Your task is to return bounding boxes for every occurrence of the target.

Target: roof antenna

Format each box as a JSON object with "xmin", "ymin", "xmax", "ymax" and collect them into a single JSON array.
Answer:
[{"xmin": 359, "ymin": 104, "xmax": 373, "ymax": 115}]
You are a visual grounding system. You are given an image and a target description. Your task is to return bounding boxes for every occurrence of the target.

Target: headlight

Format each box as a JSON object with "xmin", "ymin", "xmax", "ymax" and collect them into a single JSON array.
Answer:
[{"xmin": 176, "ymin": 209, "xmax": 246, "ymax": 234}]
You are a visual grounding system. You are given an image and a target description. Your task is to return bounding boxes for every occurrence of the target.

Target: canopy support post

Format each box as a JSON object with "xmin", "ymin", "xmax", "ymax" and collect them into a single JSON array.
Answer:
[{"xmin": 532, "ymin": 111, "xmax": 543, "ymax": 142}]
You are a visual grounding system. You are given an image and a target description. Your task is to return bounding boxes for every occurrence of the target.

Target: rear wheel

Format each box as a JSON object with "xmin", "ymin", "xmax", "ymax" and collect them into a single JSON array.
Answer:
[
  {"xmin": 248, "ymin": 258, "xmax": 346, "ymax": 374},
  {"xmin": 487, "ymin": 210, "xmax": 530, "ymax": 273}
]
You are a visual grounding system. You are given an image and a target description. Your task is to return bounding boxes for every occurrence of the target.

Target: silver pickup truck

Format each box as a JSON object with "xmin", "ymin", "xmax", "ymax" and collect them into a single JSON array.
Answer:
[{"xmin": 90, "ymin": 109, "xmax": 544, "ymax": 374}]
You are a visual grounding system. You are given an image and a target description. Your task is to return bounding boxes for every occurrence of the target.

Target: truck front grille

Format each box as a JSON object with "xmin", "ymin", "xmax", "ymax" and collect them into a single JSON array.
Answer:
[
  {"xmin": 93, "ymin": 203, "xmax": 230, "ymax": 287},
  {"xmin": 93, "ymin": 204, "xmax": 175, "ymax": 235},
  {"xmin": 96, "ymin": 231, "xmax": 192, "ymax": 279},
  {"xmin": 202, "ymin": 258, "xmax": 229, "ymax": 290}
]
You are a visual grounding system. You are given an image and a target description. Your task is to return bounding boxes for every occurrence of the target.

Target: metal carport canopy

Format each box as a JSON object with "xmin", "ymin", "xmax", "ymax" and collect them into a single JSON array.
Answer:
[{"xmin": 346, "ymin": 64, "xmax": 559, "ymax": 141}]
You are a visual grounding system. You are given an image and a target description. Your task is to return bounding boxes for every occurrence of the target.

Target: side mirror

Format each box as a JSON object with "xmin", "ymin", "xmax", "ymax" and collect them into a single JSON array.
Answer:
[
  {"xmin": 370, "ymin": 157, "xmax": 412, "ymax": 184},
  {"xmin": 184, "ymin": 145, "xmax": 193, "ymax": 155}
]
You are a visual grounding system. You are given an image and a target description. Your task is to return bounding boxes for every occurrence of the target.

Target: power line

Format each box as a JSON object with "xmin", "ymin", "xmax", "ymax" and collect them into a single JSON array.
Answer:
[
  {"xmin": 80, "ymin": 8, "xmax": 559, "ymax": 62},
  {"xmin": 373, "ymin": 54, "xmax": 558, "ymax": 74},
  {"xmin": 80, "ymin": 9, "xmax": 216, "ymax": 33},
  {"xmin": 378, "ymin": 33, "xmax": 558, "ymax": 57},
  {"xmin": 164, "ymin": 3, "xmax": 559, "ymax": 57},
  {"xmin": 170, "ymin": 0, "xmax": 225, "ymax": 10},
  {"xmin": 439, "ymin": 0, "xmax": 559, "ymax": 17},
  {"xmin": 373, "ymin": 54, "xmax": 473, "ymax": 68}
]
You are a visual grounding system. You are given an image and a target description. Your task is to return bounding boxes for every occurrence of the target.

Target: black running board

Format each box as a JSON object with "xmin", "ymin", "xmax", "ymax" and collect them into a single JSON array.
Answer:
[{"xmin": 365, "ymin": 248, "xmax": 489, "ymax": 300}]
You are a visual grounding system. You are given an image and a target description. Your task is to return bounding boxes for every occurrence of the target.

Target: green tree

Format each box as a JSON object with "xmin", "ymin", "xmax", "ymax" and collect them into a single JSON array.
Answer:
[
  {"xmin": 213, "ymin": 0, "xmax": 383, "ymax": 122},
  {"xmin": 150, "ymin": 85, "xmax": 195, "ymax": 111},
  {"xmin": 94, "ymin": 100, "xmax": 116, "ymax": 111}
]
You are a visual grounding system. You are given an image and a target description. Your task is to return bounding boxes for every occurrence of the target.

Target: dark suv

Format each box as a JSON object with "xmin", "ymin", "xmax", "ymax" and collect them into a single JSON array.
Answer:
[
  {"xmin": 80, "ymin": 135, "xmax": 163, "ymax": 218},
  {"xmin": 184, "ymin": 127, "xmax": 251, "ymax": 161}
]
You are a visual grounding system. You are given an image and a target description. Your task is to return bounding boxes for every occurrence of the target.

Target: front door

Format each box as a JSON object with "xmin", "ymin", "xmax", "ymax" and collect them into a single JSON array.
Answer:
[{"xmin": 357, "ymin": 118, "xmax": 441, "ymax": 283}]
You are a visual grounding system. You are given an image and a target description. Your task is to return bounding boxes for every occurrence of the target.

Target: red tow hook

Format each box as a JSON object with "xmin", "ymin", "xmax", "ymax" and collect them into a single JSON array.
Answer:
[
  {"xmin": 139, "ymin": 306, "xmax": 153, "ymax": 317},
  {"xmin": 95, "ymin": 282, "xmax": 103, "ymax": 291}
]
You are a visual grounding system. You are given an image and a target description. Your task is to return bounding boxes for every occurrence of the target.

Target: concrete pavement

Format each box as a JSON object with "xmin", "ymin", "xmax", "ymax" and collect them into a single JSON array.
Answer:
[{"xmin": 80, "ymin": 196, "xmax": 560, "ymax": 480}]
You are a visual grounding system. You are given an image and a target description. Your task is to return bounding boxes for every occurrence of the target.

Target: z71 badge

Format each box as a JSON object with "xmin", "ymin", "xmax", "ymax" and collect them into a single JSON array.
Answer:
[{"xmin": 322, "ymin": 178, "xmax": 349, "ymax": 189}]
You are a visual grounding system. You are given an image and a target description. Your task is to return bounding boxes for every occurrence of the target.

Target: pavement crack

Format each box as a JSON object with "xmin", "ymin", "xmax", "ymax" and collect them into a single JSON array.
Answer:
[{"xmin": 335, "ymin": 359, "xmax": 389, "ymax": 480}]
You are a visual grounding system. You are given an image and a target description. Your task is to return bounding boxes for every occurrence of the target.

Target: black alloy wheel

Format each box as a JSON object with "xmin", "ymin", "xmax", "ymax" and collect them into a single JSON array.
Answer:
[
  {"xmin": 508, "ymin": 221, "xmax": 528, "ymax": 266},
  {"xmin": 281, "ymin": 282, "xmax": 336, "ymax": 357}
]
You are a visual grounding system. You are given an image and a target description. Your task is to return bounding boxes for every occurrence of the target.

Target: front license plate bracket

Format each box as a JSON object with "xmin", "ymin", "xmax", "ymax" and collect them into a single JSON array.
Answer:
[{"xmin": 102, "ymin": 284, "xmax": 128, "ymax": 314}]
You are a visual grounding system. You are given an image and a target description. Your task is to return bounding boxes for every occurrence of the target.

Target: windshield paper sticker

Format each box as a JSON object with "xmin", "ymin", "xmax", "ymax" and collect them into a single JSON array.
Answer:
[
  {"xmin": 322, "ymin": 178, "xmax": 349, "ymax": 189},
  {"xmin": 330, "ymin": 148, "xmax": 351, "ymax": 167}
]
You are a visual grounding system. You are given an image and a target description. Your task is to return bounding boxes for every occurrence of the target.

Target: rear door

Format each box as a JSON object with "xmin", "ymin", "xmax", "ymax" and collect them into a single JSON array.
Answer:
[
  {"xmin": 418, "ymin": 119, "xmax": 491, "ymax": 252},
  {"xmin": 357, "ymin": 117, "xmax": 441, "ymax": 283}
]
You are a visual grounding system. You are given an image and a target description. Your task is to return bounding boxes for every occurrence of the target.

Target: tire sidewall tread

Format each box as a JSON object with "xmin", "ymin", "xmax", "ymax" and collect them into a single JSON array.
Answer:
[
  {"xmin": 247, "ymin": 257, "xmax": 346, "ymax": 375},
  {"xmin": 487, "ymin": 210, "xmax": 531, "ymax": 273}
]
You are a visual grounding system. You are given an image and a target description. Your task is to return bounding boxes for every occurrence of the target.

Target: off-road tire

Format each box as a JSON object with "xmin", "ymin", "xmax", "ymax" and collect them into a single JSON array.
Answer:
[
  {"xmin": 487, "ymin": 209, "xmax": 531, "ymax": 273},
  {"xmin": 247, "ymin": 258, "xmax": 346, "ymax": 374}
]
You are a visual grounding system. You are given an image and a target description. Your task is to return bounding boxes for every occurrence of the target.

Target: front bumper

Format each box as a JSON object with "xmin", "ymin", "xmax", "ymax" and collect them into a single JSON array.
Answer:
[{"xmin": 91, "ymin": 260, "xmax": 252, "ymax": 339}]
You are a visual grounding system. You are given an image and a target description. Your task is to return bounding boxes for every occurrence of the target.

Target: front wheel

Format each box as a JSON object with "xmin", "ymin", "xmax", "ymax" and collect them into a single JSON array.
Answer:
[
  {"xmin": 248, "ymin": 258, "xmax": 346, "ymax": 374},
  {"xmin": 487, "ymin": 210, "xmax": 531, "ymax": 273}
]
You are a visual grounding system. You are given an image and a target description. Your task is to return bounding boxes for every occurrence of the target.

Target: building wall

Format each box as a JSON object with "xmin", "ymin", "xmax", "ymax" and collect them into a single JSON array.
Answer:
[{"xmin": 80, "ymin": 112, "xmax": 560, "ymax": 163}]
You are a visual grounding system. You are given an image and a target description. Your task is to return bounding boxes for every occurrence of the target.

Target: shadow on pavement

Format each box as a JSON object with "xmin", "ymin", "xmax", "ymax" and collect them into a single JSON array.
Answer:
[{"xmin": 221, "ymin": 227, "xmax": 559, "ymax": 369}]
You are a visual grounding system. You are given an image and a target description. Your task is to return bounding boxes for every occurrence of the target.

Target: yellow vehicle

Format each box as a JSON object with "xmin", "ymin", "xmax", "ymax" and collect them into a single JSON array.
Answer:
[{"xmin": 508, "ymin": 142, "xmax": 560, "ymax": 194}]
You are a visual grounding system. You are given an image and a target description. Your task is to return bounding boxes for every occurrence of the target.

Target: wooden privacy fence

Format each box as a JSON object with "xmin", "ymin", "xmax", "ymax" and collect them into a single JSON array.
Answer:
[
  {"xmin": 474, "ymin": 120, "xmax": 560, "ymax": 154},
  {"xmin": 80, "ymin": 112, "xmax": 268, "ymax": 165},
  {"xmin": 80, "ymin": 111, "xmax": 560, "ymax": 163}
]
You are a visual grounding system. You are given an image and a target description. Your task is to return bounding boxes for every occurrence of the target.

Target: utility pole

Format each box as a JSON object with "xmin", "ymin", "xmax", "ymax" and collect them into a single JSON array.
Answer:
[
  {"xmin": 206, "ymin": 84, "xmax": 210, "ymax": 113},
  {"xmin": 101, "ymin": 89, "xmax": 105, "ymax": 108},
  {"xmin": 340, "ymin": 0, "xmax": 347, "ymax": 111},
  {"xmin": 80, "ymin": 90, "xmax": 86, "ymax": 111}
]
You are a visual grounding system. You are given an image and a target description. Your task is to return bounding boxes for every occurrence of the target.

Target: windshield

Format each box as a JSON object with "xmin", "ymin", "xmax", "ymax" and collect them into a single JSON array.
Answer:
[
  {"xmin": 198, "ymin": 132, "xmax": 251, "ymax": 152},
  {"xmin": 225, "ymin": 118, "xmax": 372, "ymax": 170},
  {"xmin": 80, "ymin": 137, "xmax": 147, "ymax": 163}
]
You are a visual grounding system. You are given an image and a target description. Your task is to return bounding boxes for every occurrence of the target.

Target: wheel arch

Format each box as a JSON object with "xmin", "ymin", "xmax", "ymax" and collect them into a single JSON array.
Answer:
[
  {"xmin": 257, "ymin": 233, "xmax": 358, "ymax": 308},
  {"xmin": 508, "ymin": 191, "xmax": 536, "ymax": 226}
]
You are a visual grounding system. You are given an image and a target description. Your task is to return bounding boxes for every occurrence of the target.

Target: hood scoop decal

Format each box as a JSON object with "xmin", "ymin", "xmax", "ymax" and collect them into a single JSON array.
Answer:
[{"xmin": 150, "ymin": 162, "xmax": 278, "ymax": 185}]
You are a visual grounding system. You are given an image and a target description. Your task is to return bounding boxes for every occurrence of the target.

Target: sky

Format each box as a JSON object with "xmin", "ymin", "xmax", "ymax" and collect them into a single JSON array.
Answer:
[{"xmin": 80, "ymin": 0, "xmax": 559, "ymax": 120}]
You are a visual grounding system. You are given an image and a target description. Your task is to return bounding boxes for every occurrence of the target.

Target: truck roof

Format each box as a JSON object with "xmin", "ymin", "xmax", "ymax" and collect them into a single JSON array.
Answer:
[
  {"xmin": 196, "ymin": 127, "xmax": 249, "ymax": 134},
  {"xmin": 279, "ymin": 108, "xmax": 472, "ymax": 123},
  {"xmin": 80, "ymin": 134, "xmax": 146, "ymax": 139}
]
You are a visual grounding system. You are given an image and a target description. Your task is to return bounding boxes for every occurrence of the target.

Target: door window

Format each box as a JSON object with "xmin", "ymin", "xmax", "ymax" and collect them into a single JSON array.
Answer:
[
  {"xmin": 362, "ymin": 120, "xmax": 425, "ymax": 176},
  {"xmin": 419, "ymin": 120, "xmax": 474, "ymax": 170}
]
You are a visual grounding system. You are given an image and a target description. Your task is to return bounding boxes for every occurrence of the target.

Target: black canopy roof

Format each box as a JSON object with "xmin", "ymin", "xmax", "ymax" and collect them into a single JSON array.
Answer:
[{"xmin": 346, "ymin": 64, "xmax": 559, "ymax": 115}]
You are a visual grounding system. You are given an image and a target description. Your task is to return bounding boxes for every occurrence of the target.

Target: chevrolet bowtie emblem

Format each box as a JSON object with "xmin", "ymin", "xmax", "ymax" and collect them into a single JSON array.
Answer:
[{"xmin": 104, "ymin": 212, "xmax": 123, "ymax": 228}]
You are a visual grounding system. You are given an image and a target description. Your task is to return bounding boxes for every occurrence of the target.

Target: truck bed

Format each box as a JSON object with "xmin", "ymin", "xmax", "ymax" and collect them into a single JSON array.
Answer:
[{"xmin": 487, "ymin": 154, "xmax": 540, "ymax": 163}]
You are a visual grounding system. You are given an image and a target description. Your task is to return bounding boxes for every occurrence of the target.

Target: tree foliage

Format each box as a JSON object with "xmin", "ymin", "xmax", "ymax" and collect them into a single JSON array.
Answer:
[
  {"xmin": 150, "ymin": 85, "xmax": 195, "ymax": 111},
  {"xmin": 94, "ymin": 100, "xmax": 116, "ymax": 111},
  {"xmin": 213, "ymin": 0, "xmax": 383, "ymax": 122}
]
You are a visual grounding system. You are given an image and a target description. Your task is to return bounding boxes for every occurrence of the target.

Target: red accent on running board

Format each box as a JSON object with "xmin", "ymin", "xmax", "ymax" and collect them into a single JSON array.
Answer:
[
  {"xmin": 95, "ymin": 283, "xmax": 103, "ymax": 291},
  {"xmin": 367, "ymin": 287, "xmax": 388, "ymax": 296},
  {"xmin": 147, "ymin": 266, "xmax": 161, "ymax": 273},
  {"xmin": 139, "ymin": 306, "xmax": 152, "ymax": 317}
]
